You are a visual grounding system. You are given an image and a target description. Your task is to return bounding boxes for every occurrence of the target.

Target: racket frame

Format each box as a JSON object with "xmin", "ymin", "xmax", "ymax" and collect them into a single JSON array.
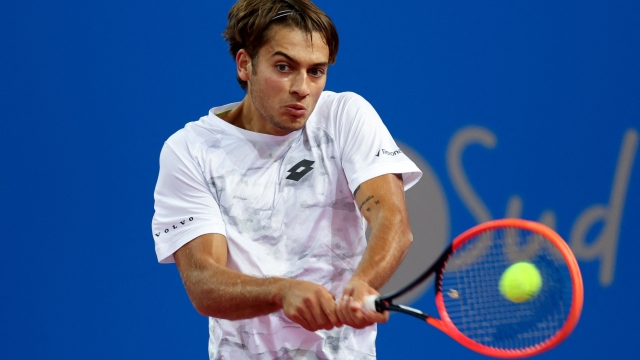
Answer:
[{"xmin": 371, "ymin": 219, "xmax": 584, "ymax": 358}]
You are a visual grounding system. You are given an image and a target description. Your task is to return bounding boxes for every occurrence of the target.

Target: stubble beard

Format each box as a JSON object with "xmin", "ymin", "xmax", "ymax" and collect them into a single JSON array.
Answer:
[{"xmin": 249, "ymin": 83, "xmax": 307, "ymax": 134}]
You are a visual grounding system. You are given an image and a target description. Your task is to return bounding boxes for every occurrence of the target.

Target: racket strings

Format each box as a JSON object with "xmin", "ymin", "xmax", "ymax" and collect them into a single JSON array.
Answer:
[{"xmin": 440, "ymin": 227, "xmax": 573, "ymax": 351}]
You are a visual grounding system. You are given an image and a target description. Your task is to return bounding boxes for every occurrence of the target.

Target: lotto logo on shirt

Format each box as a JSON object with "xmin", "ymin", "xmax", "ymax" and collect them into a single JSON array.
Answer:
[{"xmin": 286, "ymin": 159, "xmax": 315, "ymax": 181}]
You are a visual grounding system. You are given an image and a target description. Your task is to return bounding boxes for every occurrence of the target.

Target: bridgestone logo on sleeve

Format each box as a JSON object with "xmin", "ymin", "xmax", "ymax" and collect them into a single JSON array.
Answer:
[
  {"xmin": 286, "ymin": 159, "xmax": 315, "ymax": 181},
  {"xmin": 375, "ymin": 148, "xmax": 403, "ymax": 157}
]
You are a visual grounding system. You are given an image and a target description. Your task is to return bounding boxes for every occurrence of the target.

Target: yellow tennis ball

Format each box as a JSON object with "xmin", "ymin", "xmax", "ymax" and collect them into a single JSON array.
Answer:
[{"xmin": 499, "ymin": 262, "xmax": 543, "ymax": 303}]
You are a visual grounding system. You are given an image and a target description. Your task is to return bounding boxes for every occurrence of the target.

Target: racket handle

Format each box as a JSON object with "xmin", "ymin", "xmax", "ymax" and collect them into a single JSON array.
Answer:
[{"xmin": 363, "ymin": 295, "xmax": 378, "ymax": 312}]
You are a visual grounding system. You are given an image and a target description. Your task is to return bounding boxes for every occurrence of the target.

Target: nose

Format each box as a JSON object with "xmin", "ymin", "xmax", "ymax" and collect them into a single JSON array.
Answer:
[{"xmin": 290, "ymin": 71, "xmax": 310, "ymax": 98}]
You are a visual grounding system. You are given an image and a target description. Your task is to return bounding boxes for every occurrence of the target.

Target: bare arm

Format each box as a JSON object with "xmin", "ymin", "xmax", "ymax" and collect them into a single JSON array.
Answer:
[
  {"xmin": 351, "ymin": 173, "xmax": 413, "ymax": 288},
  {"xmin": 336, "ymin": 173, "xmax": 413, "ymax": 327},
  {"xmin": 174, "ymin": 233, "xmax": 281, "ymax": 319},
  {"xmin": 174, "ymin": 233, "xmax": 342, "ymax": 331}
]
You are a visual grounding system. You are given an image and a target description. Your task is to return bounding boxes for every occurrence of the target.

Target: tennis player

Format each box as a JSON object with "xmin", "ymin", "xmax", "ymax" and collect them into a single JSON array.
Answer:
[{"xmin": 152, "ymin": 0, "xmax": 422, "ymax": 358}]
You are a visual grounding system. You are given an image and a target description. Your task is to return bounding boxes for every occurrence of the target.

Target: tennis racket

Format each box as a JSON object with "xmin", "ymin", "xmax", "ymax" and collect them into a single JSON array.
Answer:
[{"xmin": 364, "ymin": 218, "xmax": 583, "ymax": 358}]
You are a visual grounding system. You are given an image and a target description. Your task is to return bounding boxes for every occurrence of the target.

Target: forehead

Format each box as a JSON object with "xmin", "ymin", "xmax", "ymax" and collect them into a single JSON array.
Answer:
[{"xmin": 259, "ymin": 25, "xmax": 329, "ymax": 63}]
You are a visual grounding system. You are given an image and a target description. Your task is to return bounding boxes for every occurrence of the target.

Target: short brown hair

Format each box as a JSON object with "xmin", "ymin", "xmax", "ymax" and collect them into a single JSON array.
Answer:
[{"xmin": 223, "ymin": 0, "xmax": 339, "ymax": 90}]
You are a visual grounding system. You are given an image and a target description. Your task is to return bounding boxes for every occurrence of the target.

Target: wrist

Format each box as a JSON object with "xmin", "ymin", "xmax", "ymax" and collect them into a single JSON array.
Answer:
[
  {"xmin": 349, "ymin": 274, "xmax": 370, "ymax": 286},
  {"xmin": 350, "ymin": 273, "xmax": 385, "ymax": 291},
  {"xmin": 270, "ymin": 277, "xmax": 291, "ymax": 307}
]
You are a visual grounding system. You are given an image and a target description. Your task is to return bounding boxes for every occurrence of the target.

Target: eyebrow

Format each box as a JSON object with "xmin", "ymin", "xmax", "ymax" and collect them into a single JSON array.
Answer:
[{"xmin": 272, "ymin": 51, "xmax": 329, "ymax": 67}]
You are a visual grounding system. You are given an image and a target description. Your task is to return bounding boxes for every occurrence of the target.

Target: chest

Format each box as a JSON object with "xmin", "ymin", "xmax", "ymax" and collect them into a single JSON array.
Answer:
[{"xmin": 204, "ymin": 131, "xmax": 351, "ymax": 223}]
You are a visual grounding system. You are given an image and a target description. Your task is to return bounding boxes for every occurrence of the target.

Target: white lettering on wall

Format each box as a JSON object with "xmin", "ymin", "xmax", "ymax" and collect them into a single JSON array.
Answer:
[
  {"xmin": 570, "ymin": 128, "xmax": 638, "ymax": 286},
  {"xmin": 446, "ymin": 126, "xmax": 638, "ymax": 286},
  {"xmin": 446, "ymin": 126, "xmax": 496, "ymax": 223}
]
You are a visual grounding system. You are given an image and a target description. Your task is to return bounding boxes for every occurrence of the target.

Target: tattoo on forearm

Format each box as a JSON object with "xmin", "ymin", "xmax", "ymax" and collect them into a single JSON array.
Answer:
[
  {"xmin": 359, "ymin": 196, "xmax": 381, "ymax": 212},
  {"xmin": 353, "ymin": 185, "xmax": 361, "ymax": 197},
  {"xmin": 359, "ymin": 195, "xmax": 373, "ymax": 210}
]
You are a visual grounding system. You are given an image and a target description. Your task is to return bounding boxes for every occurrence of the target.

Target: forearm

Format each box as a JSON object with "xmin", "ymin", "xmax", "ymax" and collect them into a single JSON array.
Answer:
[
  {"xmin": 352, "ymin": 212, "xmax": 413, "ymax": 290},
  {"xmin": 179, "ymin": 256, "xmax": 288, "ymax": 320},
  {"xmin": 350, "ymin": 173, "xmax": 413, "ymax": 290},
  {"xmin": 335, "ymin": 210, "xmax": 410, "ymax": 329}
]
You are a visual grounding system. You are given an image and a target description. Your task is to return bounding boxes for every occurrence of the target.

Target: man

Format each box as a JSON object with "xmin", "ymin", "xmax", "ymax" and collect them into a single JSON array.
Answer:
[{"xmin": 152, "ymin": 0, "xmax": 422, "ymax": 358}]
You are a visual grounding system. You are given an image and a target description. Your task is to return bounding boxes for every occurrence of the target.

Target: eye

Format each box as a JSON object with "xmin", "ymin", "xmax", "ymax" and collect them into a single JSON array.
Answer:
[
  {"xmin": 276, "ymin": 64, "xmax": 290, "ymax": 72},
  {"xmin": 310, "ymin": 68, "xmax": 325, "ymax": 78}
]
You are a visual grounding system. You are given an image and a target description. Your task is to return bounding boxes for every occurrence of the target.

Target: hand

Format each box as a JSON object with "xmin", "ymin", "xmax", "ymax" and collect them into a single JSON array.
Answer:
[
  {"xmin": 336, "ymin": 278, "xmax": 389, "ymax": 329},
  {"xmin": 279, "ymin": 279, "xmax": 343, "ymax": 332}
]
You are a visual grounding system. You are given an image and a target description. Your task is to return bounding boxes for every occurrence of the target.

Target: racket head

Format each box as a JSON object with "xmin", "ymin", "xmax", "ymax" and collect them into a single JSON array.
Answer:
[{"xmin": 434, "ymin": 219, "xmax": 583, "ymax": 358}]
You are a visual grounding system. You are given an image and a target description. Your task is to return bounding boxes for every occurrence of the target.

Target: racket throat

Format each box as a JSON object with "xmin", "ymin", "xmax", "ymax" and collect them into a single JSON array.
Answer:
[{"xmin": 386, "ymin": 302, "xmax": 430, "ymax": 321}]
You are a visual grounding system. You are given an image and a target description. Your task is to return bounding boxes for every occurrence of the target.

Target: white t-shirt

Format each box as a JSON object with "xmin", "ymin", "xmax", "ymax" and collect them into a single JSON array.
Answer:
[{"xmin": 152, "ymin": 91, "xmax": 422, "ymax": 360}]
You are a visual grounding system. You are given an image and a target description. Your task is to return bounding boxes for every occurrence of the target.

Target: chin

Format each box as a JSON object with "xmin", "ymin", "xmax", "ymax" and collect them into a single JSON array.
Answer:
[{"xmin": 275, "ymin": 116, "xmax": 308, "ymax": 131}]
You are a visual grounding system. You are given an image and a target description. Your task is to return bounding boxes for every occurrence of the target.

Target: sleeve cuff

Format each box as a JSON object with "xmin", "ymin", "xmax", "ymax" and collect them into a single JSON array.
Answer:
[
  {"xmin": 348, "ymin": 160, "xmax": 422, "ymax": 194},
  {"xmin": 155, "ymin": 223, "xmax": 226, "ymax": 264}
]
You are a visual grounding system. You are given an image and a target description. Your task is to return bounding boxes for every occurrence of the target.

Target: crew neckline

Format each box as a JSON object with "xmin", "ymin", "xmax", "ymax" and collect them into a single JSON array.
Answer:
[{"xmin": 208, "ymin": 102, "xmax": 303, "ymax": 142}]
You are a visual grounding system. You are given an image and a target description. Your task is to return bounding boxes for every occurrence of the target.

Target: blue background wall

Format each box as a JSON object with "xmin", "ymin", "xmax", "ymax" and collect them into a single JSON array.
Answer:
[{"xmin": 1, "ymin": 0, "xmax": 638, "ymax": 358}]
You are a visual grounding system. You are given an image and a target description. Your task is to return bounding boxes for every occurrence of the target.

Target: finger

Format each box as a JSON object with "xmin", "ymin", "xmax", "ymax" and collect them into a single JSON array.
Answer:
[
  {"xmin": 349, "ymin": 298, "xmax": 362, "ymax": 312},
  {"xmin": 338, "ymin": 295, "xmax": 359, "ymax": 328},
  {"xmin": 335, "ymin": 296, "xmax": 349, "ymax": 325},
  {"xmin": 350, "ymin": 284, "xmax": 381, "ymax": 326},
  {"xmin": 362, "ymin": 309, "xmax": 389, "ymax": 324},
  {"xmin": 309, "ymin": 300, "xmax": 332, "ymax": 331},
  {"xmin": 298, "ymin": 302, "xmax": 320, "ymax": 331},
  {"xmin": 349, "ymin": 297, "xmax": 373, "ymax": 328},
  {"xmin": 304, "ymin": 298, "xmax": 333, "ymax": 330},
  {"xmin": 342, "ymin": 285, "xmax": 355, "ymax": 298},
  {"xmin": 321, "ymin": 297, "xmax": 342, "ymax": 328},
  {"xmin": 344, "ymin": 296, "xmax": 368, "ymax": 328},
  {"xmin": 290, "ymin": 313, "xmax": 314, "ymax": 332}
]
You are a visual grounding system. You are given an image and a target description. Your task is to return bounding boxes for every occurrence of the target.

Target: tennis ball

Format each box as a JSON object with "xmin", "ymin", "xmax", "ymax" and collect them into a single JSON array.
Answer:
[{"xmin": 499, "ymin": 262, "xmax": 542, "ymax": 303}]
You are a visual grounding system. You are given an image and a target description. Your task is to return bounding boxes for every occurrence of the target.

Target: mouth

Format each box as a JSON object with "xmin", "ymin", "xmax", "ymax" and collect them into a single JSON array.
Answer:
[{"xmin": 283, "ymin": 104, "xmax": 307, "ymax": 117}]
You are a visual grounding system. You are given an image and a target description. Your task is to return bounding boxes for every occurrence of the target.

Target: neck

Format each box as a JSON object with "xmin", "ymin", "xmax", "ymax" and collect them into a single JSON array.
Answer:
[{"xmin": 218, "ymin": 93, "xmax": 293, "ymax": 136}]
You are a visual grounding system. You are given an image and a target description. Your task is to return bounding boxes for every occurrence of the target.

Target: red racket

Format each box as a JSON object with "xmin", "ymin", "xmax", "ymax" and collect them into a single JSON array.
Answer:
[{"xmin": 364, "ymin": 219, "xmax": 583, "ymax": 358}]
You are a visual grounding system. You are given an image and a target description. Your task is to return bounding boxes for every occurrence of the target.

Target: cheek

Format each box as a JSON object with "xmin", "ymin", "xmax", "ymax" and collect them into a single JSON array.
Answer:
[
  {"xmin": 262, "ymin": 75, "xmax": 287, "ymax": 93},
  {"xmin": 252, "ymin": 76, "xmax": 286, "ymax": 108},
  {"xmin": 310, "ymin": 79, "xmax": 326, "ymax": 97}
]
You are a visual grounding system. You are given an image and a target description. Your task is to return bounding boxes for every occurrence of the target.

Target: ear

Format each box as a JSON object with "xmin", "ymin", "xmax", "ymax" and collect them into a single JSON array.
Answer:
[{"xmin": 236, "ymin": 49, "xmax": 251, "ymax": 83}]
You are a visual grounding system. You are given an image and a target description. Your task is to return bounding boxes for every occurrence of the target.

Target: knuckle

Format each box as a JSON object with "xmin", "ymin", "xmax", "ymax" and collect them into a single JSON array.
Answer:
[{"xmin": 303, "ymin": 297, "xmax": 314, "ymax": 307}]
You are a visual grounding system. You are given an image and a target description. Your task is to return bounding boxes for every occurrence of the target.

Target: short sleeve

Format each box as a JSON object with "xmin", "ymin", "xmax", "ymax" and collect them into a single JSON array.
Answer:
[
  {"xmin": 151, "ymin": 134, "xmax": 226, "ymax": 264},
  {"xmin": 334, "ymin": 93, "xmax": 422, "ymax": 193}
]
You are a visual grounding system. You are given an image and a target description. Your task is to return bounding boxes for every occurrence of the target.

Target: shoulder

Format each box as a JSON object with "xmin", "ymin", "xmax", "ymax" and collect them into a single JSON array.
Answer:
[
  {"xmin": 309, "ymin": 91, "xmax": 378, "ymax": 131},
  {"xmin": 315, "ymin": 91, "xmax": 373, "ymax": 114},
  {"xmin": 163, "ymin": 110, "xmax": 228, "ymax": 155},
  {"xmin": 163, "ymin": 122, "xmax": 202, "ymax": 156}
]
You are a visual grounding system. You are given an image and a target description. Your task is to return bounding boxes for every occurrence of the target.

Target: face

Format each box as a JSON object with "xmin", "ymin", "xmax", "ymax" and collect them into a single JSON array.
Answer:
[{"xmin": 239, "ymin": 25, "xmax": 330, "ymax": 135}]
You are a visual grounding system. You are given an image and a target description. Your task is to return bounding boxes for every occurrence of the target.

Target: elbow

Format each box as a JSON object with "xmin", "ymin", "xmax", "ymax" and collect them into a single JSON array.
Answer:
[
  {"xmin": 396, "ymin": 215, "xmax": 413, "ymax": 249},
  {"xmin": 190, "ymin": 292, "xmax": 243, "ymax": 320},
  {"xmin": 184, "ymin": 285, "xmax": 222, "ymax": 318},
  {"xmin": 189, "ymin": 292, "xmax": 215, "ymax": 317},
  {"xmin": 400, "ymin": 229, "xmax": 413, "ymax": 252},
  {"xmin": 194, "ymin": 304, "xmax": 212, "ymax": 318},
  {"xmin": 405, "ymin": 230, "xmax": 414, "ymax": 245},
  {"xmin": 192, "ymin": 300, "xmax": 229, "ymax": 319}
]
